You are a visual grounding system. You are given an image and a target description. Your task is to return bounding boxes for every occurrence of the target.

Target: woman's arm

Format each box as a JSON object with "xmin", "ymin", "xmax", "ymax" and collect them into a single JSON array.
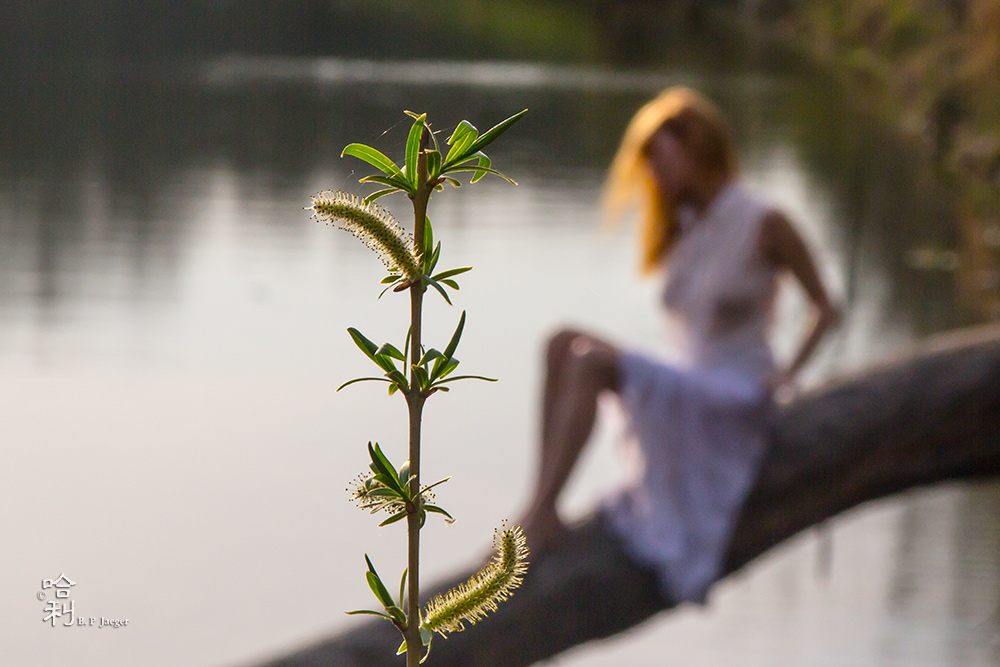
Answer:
[{"xmin": 760, "ymin": 210, "xmax": 841, "ymax": 390}]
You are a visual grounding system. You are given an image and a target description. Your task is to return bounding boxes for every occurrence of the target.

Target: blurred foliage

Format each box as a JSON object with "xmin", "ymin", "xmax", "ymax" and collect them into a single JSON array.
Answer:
[
  {"xmin": 757, "ymin": 0, "xmax": 1000, "ymax": 192},
  {"xmin": 0, "ymin": 0, "xmax": 600, "ymax": 65},
  {"xmin": 341, "ymin": 0, "xmax": 601, "ymax": 62},
  {"xmin": 743, "ymin": 0, "xmax": 1000, "ymax": 320}
]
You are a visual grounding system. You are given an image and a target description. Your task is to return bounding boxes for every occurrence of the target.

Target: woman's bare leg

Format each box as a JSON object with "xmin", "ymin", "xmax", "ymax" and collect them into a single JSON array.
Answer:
[
  {"xmin": 522, "ymin": 329, "xmax": 621, "ymax": 551},
  {"xmin": 538, "ymin": 330, "xmax": 583, "ymax": 463}
]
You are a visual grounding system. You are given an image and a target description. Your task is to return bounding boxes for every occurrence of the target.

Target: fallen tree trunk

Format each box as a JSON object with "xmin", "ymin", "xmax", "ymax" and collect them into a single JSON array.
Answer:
[{"xmin": 257, "ymin": 324, "xmax": 1000, "ymax": 667}]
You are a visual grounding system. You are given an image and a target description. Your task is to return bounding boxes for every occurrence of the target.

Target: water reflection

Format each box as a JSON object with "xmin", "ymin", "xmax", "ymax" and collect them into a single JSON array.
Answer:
[
  {"xmin": 0, "ymin": 60, "xmax": 969, "ymax": 340},
  {"xmin": 883, "ymin": 485, "xmax": 1000, "ymax": 665},
  {"xmin": 2, "ymin": 38, "xmax": 997, "ymax": 667}
]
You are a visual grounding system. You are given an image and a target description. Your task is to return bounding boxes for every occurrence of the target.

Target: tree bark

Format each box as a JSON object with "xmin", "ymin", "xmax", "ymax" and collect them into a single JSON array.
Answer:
[{"xmin": 255, "ymin": 324, "xmax": 1000, "ymax": 667}]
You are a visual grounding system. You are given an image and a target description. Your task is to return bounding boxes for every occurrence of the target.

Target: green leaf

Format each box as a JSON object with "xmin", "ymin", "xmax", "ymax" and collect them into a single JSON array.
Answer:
[
  {"xmin": 387, "ymin": 382, "xmax": 398, "ymax": 396},
  {"xmin": 437, "ymin": 357, "xmax": 460, "ymax": 380},
  {"xmin": 346, "ymin": 609, "xmax": 394, "ymax": 620},
  {"xmin": 444, "ymin": 120, "xmax": 479, "ymax": 166},
  {"xmin": 381, "ymin": 274, "xmax": 402, "ymax": 284},
  {"xmin": 359, "ymin": 173, "xmax": 413, "ymax": 192},
  {"xmin": 365, "ymin": 487, "xmax": 399, "ymax": 498},
  {"xmin": 426, "ymin": 149, "xmax": 442, "ymax": 180},
  {"xmin": 441, "ymin": 279, "xmax": 459, "ymax": 290},
  {"xmin": 386, "ymin": 369, "xmax": 410, "ymax": 391},
  {"xmin": 336, "ymin": 376, "xmax": 391, "ymax": 392},
  {"xmin": 405, "ymin": 114, "xmax": 427, "ymax": 189},
  {"xmin": 371, "ymin": 473, "xmax": 400, "ymax": 492},
  {"xmin": 424, "ymin": 505, "xmax": 455, "ymax": 523},
  {"xmin": 386, "ymin": 605, "xmax": 407, "ymax": 627},
  {"xmin": 440, "ymin": 150, "xmax": 483, "ymax": 169},
  {"xmin": 440, "ymin": 165, "xmax": 517, "ymax": 185},
  {"xmin": 368, "ymin": 443, "xmax": 394, "ymax": 476},
  {"xmin": 423, "ymin": 505, "xmax": 455, "ymax": 523},
  {"xmin": 424, "ymin": 276, "xmax": 453, "ymax": 305},
  {"xmin": 376, "ymin": 343, "xmax": 406, "ymax": 362},
  {"xmin": 466, "ymin": 108, "xmax": 527, "ymax": 156},
  {"xmin": 436, "ymin": 374, "xmax": 499, "ymax": 384},
  {"xmin": 432, "ymin": 126, "xmax": 443, "ymax": 153},
  {"xmin": 347, "ymin": 328, "xmax": 379, "ymax": 361},
  {"xmin": 421, "ymin": 476, "xmax": 451, "ymax": 493},
  {"xmin": 398, "ymin": 569, "xmax": 408, "ymax": 609},
  {"xmin": 397, "ymin": 640, "xmax": 407, "ymax": 656},
  {"xmin": 362, "ymin": 188, "xmax": 400, "ymax": 205},
  {"xmin": 397, "ymin": 460, "xmax": 411, "ymax": 489},
  {"xmin": 417, "ymin": 348, "xmax": 444, "ymax": 367},
  {"xmin": 443, "ymin": 311, "xmax": 466, "ymax": 360},
  {"xmin": 471, "ymin": 152, "xmax": 492, "ymax": 183},
  {"xmin": 431, "ymin": 266, "xmax": 473, "ymax": 281},
  {"xmin": 429, "ymin": 241, "xmax": 442, "ymax": 274},
  {"xmin": 364, "ymin": 555, "xmax": 396, "ymax": 606},
  {"xmin": 374, "ymin": 354, "xmax": 399, "ymax": 375},
  {"xmin": 429, "ymin": 357, "xmax": 445, "ymax": 381},
  {"xmin": 342, "ymin": 144, "xmax": 405, "ymax": 179},
  {"xmin": 446, "ymin": 120, "xmax": 478, "ymax": 145},
  {"xmin": 366, "ymin": 571, "xmax": 395, "ymax": 609},
  {"xmin": 423, "ymin": 216, "xmax": 435, "ymax": 267},
  {"xmin": 379, "ymin": 510, "xmax": 407, "ymax": 527},
  {"xmin": 412, "ymin": 364, "xmax": 429, "ymax": 392},
  {"xmin": 368, "ymin": 443, "xmax": 404, "ymax": 494}
]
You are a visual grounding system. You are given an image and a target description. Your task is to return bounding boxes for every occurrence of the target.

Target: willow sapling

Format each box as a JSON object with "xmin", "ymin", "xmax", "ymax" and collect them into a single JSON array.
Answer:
[{"xmin": 309, "ymin": 109, "xmax": 529, "ymax": 666}]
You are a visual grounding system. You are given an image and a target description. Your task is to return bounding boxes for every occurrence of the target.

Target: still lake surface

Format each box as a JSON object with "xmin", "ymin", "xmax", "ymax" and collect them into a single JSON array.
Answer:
[{"xmin": 3, "ymin": 40, "xmax": 999, "ymax": 667}]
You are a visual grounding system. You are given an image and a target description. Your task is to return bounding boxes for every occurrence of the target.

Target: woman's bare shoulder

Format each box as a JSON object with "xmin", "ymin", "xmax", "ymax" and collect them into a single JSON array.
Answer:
[
  {"xmin": 757, "ymin": 208, "xmax": 835, "ymax": 314},
  {"xmin": 757, "ymin": 208, "xmax": 803, "ymax": 268}
]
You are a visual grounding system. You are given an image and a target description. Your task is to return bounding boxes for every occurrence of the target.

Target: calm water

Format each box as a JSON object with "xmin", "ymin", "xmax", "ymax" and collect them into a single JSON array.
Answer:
[{"xmin": 3, "ymin": 40, "xmax": 999, "ymax": 667}]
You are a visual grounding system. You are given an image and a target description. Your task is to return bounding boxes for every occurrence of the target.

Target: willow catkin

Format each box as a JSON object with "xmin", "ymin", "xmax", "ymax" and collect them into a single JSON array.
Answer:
[
  {"xmin": 310, "ymin": 190, "xmax": 421, "ymax": 281},
  {"xmin": 422, "ymin": 522, "xmax": 529, "ymax": 636}
]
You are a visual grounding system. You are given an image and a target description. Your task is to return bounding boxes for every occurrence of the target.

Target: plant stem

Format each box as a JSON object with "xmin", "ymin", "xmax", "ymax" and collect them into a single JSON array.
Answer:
[{"xmin": 405, "ymin": 140, "xmax": 430, "ymax": 667}]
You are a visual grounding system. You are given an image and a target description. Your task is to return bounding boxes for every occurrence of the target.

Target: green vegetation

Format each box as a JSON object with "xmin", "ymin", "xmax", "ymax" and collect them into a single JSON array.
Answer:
[
  {"xmin": 343, "ymin": 0, "xmax": 602, "ymax": 62},
  {"xmin": 311, "ymin": 110, "xmax": 529, "ymax": 665},
  {"xmin": 732, "ymin": 0, "xmax": 1000, "ymax": 318},
  {"xmin": 755, "ymin": 0, "xmax": 1000, "ymax": 197}
]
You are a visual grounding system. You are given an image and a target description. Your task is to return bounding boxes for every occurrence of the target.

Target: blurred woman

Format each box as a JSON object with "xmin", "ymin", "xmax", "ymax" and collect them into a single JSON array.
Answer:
[{"xmin": 520, "ymin": 87, "xmax": 838, "ymax": 604}]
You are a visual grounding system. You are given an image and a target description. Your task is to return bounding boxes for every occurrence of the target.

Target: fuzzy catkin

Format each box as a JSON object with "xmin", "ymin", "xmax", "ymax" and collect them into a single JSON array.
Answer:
[
  {"xmin": 422, "ymin": 522, "xmax": 529, "ymax": 636},
  {"xmin": 310, "ymin": 191, "xmax": 421, "ymax": 281}
]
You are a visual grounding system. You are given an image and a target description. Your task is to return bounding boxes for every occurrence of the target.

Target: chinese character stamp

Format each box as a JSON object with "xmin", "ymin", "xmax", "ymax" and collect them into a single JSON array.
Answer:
[
  {"xmin": 38, "ymin": 574, "xmax": 129, "ymax": 629},
  {"xmin": 40, "ymin": 573, "xmax": 75, "ymax": 599}
]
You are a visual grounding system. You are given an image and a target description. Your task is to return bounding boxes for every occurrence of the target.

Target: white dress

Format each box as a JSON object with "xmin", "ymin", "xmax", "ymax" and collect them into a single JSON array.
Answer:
[{"xmin": 603, "ymin": 182, "xmax": 778, "ymax": 603}]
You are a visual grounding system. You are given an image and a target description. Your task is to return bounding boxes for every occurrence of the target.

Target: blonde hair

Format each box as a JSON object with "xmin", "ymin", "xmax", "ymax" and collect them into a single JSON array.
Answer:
[{"xmin": 603, "ymin": 87, "xmax": 738, "ymax": 274}]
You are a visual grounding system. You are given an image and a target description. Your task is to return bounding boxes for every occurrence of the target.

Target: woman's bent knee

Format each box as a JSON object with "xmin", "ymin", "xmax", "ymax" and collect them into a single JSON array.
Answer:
[
  {"xmin": 568, "ymin": 339, "xmax": 621, "ymax": 391},
  {"xmin": 546, "ymin": 328, "xmax": 585, "ymax": 366},
  {"xmin": 545, "ymin": 328, "xmax": 620, "ymax": 389}
]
